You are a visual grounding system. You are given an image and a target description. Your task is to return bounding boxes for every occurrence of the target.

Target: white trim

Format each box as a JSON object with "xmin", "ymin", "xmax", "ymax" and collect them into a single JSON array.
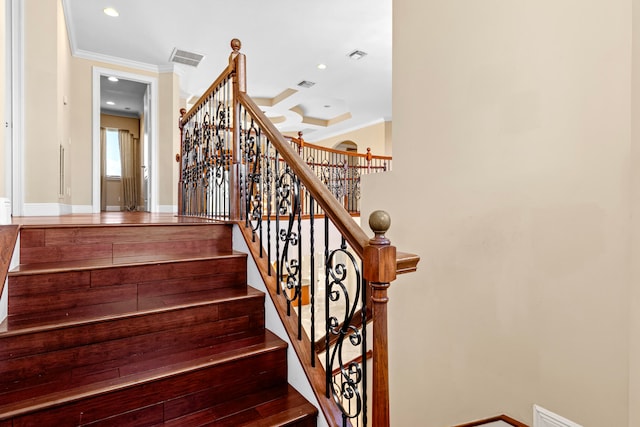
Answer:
[
  {"xmin": 60, "ymin": 203, "xmax": 72, "ymax": 215},
  {"xmin": 60, "ymin": 0, "xmax": 77, "ymax": 55},
  {"xmin": 3, "ymin": 0, "xmax": 11, "ymax": 200},
  {"xmin": 533, "ymin": 405, "xmax": 582, "ymax": 427},
  {"xmin": 105, "ymin": 205, "xmax": 120, "ymax": 212},
  {"xmin": 9, "ymin": 0, "xmax": 24, "ymax": 216},
  {"xmin": 79, "ymin": 49, "xmax": 170, "ymax": 74},
  {"xmin": 71, "ymin": 204, "xmax": 93, "ymax": 214},
  {"xmin": 23, "ymin": 203, "xmax": 67, "ymax": 216},
  {"xmin": 92, "ymin": 67, "xmax": 159, "ymax": 213},
  {"xmin": 158, "ymin": 205, "xmax": 178, "ymax": 214}
]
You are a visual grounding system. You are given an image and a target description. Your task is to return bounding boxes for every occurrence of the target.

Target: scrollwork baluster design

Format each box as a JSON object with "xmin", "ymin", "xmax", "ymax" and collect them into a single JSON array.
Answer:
[
  {"xmin": 242, "ymin": 115, "xmax": 263, "ymax": 238},
  {"xmin": 326, "ymin": 239, "xmax": 366, "ymax": 425},
  {"xmin": 276, "ymin": 164, "xmax": 302, "ymax": 318}
]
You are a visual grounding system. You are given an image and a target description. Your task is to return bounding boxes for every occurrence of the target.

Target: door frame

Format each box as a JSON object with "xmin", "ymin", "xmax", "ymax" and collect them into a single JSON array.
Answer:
[
  {"xmin": 92, "ymin": 67, "xmax": 159, "ymax": 213},
  {"xmin": 5, "ymin": 0, "xmax": 24, "ymax": 216}
]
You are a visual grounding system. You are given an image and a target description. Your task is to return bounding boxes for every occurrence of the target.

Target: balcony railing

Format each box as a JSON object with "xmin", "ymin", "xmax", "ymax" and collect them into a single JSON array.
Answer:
[{"xmin": 177, "ymin": 39, "xmax": 419, "ymax": 427}]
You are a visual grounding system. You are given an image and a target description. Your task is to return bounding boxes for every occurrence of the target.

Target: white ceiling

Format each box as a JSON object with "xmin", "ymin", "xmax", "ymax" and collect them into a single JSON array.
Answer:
[{"xmin": 64, "ymin": 0, "xmax": 392, "ymax": 142}]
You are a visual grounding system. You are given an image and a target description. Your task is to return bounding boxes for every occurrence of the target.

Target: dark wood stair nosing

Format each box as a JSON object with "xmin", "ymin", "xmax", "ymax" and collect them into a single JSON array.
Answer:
[
  {"xmin": 0, "ymin": 330, "xmax": 287, "ymax": 421},
  {"xmin": 0, "ymin": 285, "xmax": 264, "ymax": 340},
  {"xmin": 8, "ymin": 251, "xmax": 248, "ymax": 277}
]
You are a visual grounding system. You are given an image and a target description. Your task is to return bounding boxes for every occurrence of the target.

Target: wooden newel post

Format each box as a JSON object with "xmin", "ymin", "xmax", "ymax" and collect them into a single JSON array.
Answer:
[
  {"xmin": 229, "ymin": 38, "xmax": 246, "ymax": 220},
  {"xmin": 364, "ymin": 210, "xmax": 396, "ymax": 427}
]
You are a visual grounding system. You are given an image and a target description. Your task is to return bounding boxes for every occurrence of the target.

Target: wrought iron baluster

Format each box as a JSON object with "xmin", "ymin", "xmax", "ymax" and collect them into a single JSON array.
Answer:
[
  {"xmin": 266, "ymin": 139, "xmax": 273, "ymax": 276},
  {"xmin": 276, "ymin": 164, "xmax": 301, "ymax": 317},
  {"xmin": 326, "ymin": 236, "xmax": 365, "ymax": 425},
  {"xmin": 275, "ymin": 149, "xmax": 281, "ymax": 295},
  {"xmin": 324, "ymin": 215, "xmax": 330, "ymax": 398},
  {"xmin": 309, "ymin": 197, "xmax": 315, "ymax": 367}
]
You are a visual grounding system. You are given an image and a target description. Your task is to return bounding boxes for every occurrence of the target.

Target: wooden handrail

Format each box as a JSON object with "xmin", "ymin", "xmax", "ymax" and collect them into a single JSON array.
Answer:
[
  {"xmin": 287, "ymin": 134, "xmax": 392, "ymax": 161},
  {"xmin": 238, "ymin": 92, "xmax": 370, "ymax": 259},
  {"xmin": 179, "ymin": 39, "xmax": 420, "ymax": 427}
]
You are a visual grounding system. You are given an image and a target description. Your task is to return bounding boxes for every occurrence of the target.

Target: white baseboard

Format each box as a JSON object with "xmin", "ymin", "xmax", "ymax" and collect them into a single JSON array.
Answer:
[
  {"xmin": 158, "ymin": 205, "xmax": 178, "ymax": 214},
  {"xmin": 72, "ymin": 205, "xmax": 94, "ymax": 214},
  {"xmin": 534, "ymin": 405, "xmax": 582, "ymax": 427},
  {"xmin": 106, "ymin": 205, "xmax": 120, "ymax": 212},
  {"xmin": 23, "ymin": 203, "xmax": 66, "ymax": 216}
]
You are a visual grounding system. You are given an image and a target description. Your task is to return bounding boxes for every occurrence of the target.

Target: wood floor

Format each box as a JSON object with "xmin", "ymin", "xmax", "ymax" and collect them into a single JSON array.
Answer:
[{"xmin": 10, "ymin": 212, "xmax": 218, "ymax": 226}]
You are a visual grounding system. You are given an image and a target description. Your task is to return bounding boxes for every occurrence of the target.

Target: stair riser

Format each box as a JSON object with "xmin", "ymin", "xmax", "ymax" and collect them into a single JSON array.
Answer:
[
  {"xmin": 7, "ymin": 349, "xmax": 287, "ymax": 426},
  {"xmin": 19, "ymin": 224, "xmax": 233, "ymax": 265},
  {"xmin": 8, "ymin": 257, "xmax": 247, "ymax": 318},
  {"xmin": 0, "ymin": 298, "xmax": 265, "ymax": 391}
]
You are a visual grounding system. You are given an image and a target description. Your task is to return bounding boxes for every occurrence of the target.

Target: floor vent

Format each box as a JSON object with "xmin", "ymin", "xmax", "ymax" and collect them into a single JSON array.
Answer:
[
  {"xmin": 534, "ymin": 405, "xmax": 582, "ymax": 427},
  {"xmin": 169, "ymin": 48, "xmax": 205, "ymax": 67}
]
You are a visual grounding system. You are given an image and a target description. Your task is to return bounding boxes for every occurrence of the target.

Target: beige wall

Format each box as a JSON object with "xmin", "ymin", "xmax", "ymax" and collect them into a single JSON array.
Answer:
[
  {"xmin": 24, "ymin": 0, "xmax": 60, "ymax": 203},
  {"xmin": 307, "ymin": 120, "xmax": 390, "ymax": 156},
  {"xmin": 361, "ymin": 1, "xmax": 633, "ymax": 426},
  {"xmin": 158, "ymin": 72, "xmax": 179, "ymax": 208},
  {"xmin": 631, "ymin": 1, "xmax": 640, "ymax": 425},
  {"xmin": 101, "ymin": 114, "xmax": 140, "ymax": 139}
]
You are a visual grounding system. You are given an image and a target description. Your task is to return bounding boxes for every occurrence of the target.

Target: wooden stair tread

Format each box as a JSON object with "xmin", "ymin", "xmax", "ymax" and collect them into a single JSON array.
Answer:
[
  {"xmin": 0, "ymin": 285, "xmax": 263, "ymax": 336},
  {"xmin": 1, "ymin": 217, "xmax": 319, "ymax": 426},
  {"xmin": 9, "ymin": 251, "xmax": 246, "ymax": 276},
  {"xmin": 162, "ymin": 385, "xmax": 317, "ymax": 427},
  {"xmin": 0, "ymin": 330, "xmax": 286, "ymax": 420}
]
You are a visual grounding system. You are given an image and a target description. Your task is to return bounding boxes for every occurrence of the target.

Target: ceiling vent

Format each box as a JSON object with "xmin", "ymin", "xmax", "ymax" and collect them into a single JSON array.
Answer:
[
  {"xmin": 297, "ymin": 80, "xmax": 316, "ymax": 88},
  {"xmin": 347, "ymin": 49, "xmax": 368, "ymax": 60},
  {"xmin": 169, "ymin": 48, "xmax": 205, "ymax": 67}
]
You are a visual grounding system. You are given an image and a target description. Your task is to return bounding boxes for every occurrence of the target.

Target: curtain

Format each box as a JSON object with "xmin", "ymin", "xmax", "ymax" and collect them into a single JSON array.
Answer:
[
  {"xmin": 100, "ymin": 127, "xmax": 107, "ymax": 211},
  {"xmin": 119, "ymin": 130, "xmax": 139, "ymax": 211}
]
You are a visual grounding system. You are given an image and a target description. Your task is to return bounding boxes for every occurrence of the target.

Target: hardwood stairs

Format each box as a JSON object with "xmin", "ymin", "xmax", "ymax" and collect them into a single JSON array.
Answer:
[{"xmin": 0, "ymin": 221, "xmax": 317, "ymax": 426}]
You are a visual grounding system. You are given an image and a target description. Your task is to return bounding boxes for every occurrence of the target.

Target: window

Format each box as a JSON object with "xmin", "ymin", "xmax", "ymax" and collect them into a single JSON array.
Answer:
[{"xmin": 106, "ymin": 129, "xmax": 121, "ymax": 177}]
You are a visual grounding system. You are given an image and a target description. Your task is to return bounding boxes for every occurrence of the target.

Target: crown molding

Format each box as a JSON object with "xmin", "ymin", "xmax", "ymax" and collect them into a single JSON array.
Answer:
[{"xmin": 74, "ymin": 49, "xmax": 163, "ymax": 73}]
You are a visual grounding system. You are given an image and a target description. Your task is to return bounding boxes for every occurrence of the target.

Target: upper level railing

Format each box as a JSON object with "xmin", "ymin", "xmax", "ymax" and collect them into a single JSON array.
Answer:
[
  {"xmin": 177, "ymin": 39, "xmax": 419, "ymax": 427},
  {"xmin": 286, "ymin": 133, "xmax": 391, "ymax": 215}
]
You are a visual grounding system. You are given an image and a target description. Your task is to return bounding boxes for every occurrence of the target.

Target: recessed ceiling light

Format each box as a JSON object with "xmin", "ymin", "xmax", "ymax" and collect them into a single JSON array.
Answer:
[
  {"xmin": 103, "ymin": 7, "xmax": 119, "ymax": 17},
  {"xmin": 108, "ymin": 76, "xmax": 119, "ymax": 82},
  {"xmin": 106, "ymin": 101, "xmax": 115, "ymax": 106},
  {"xmin": 317, "ymin": 63, "xmax": 327, "ymax": 70}
]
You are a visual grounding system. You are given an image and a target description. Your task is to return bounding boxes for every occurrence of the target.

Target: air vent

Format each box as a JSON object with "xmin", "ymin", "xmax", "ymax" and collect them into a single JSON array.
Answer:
[
  {"xmin": 169, "ymin": 48, "xmax": 205, "ymax": 67},
  {"xmin": 297, "ymin": 80, "xmax": 316, "ymax": 88},
  {"xmin": 348, "ymin": 50, "xmax": 368, "ymax": 60}
]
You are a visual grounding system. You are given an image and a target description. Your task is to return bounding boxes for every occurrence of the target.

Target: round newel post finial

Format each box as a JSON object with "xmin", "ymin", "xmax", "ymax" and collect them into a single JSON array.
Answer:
[
  {"xmin": 369, "ymin": 210, "xmax": 391, "ymax": 243},
  {"xmin": 230, "ymin": 38, "xmax": 241, "ymax": 52}
]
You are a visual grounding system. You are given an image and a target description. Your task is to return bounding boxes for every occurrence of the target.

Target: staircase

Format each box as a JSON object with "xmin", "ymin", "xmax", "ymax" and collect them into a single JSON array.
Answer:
[{"xmin": 0, "ymin": 220, "xmax": 317, "ymax": 426}]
